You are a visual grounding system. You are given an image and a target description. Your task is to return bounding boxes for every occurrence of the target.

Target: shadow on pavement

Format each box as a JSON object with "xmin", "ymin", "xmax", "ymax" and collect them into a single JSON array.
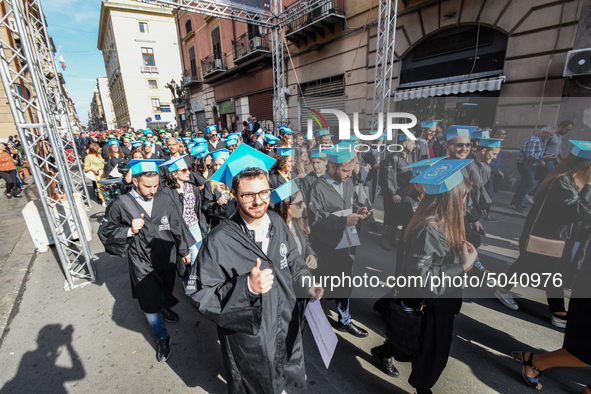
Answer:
[{"xmin": 0, "ymin": 324, "xmax": 85, "ymax": 393}]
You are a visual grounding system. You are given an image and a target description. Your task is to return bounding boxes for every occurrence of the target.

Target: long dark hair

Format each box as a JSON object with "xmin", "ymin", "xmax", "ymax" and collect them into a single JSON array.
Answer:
[
  {"xmin": 273, "ymin": 193, "xmax": 310, "ymax": 236},
  {"xmin": 191, "ymin": 156, "xmax": 207, "ymax": 174},
  {"xmin": 534, "ymin": 154, "xmax": 591, "ymax": 201},
  {"xmin": 165, "ymin": 172, "xmax": 180, "ymax": 189},
  {"xmin": 270, "ymin": 155, "xmax": 290, "ymax": 173},
  {"xmin": 405, "ymin": 177, "xmax": 472, "ymax": 252}
]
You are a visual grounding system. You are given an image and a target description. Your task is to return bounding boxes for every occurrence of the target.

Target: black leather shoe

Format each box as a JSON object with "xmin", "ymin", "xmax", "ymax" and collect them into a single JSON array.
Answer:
[
  {"xmin": 337, "ymin": 322, "xmax": 368, "ymax": 338},
  {"xmin": 156, "ymin": 336, "xmax": 171, "ymax": 362},
  {"xmin": 371, "ymin": 345, "xmax": 400, "ymax": 377},
  {"xmin": 161, "ymin": 307, "xmax": 179, "ymax": 323}
]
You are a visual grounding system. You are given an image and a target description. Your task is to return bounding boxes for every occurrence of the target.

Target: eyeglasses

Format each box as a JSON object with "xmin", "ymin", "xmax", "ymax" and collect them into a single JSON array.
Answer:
[
  {"xmin": 291, "ymin": 200, "xmax": 305, "ymax": 209},
  {"xmin": 210, "ymin": 133, "xmax": 218, "ymax": 137},
  {"xmin": 178, "ymin": 168, "xmax": 190, "ymax": 174},
  {"xmin": 451, "ymin": 142, "xmax": 472, "ymax": 148},
  {"xmin": 239, "ymin": 189, "xmax": 272, "ymax": 203}
]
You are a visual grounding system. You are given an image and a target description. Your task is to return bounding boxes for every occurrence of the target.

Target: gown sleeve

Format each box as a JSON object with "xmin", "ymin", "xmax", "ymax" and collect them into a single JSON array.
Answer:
[
  {"xmin": 307, "ymin": 184, "xmax": 347, "ymax": 238},
  {"xmin": 97, "ymin": 201, "xmax": 133, "ymax": 257},
  {"xmin": 186, "ymin": 238, "xmax": 263, "ymax": 335}
]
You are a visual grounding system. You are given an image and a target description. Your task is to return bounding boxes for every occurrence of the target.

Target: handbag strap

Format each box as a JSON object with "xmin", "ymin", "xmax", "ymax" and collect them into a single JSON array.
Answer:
[{"xmin": 528, "ymin": 182, "xmax": 554, "ymax": 237}]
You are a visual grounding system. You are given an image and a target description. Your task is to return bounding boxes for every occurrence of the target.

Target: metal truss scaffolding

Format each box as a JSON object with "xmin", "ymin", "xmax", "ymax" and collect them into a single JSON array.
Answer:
[
  {"xmin": 271, "ymin": 0, "xmax": 286, "ymax": 129},
  {"xmin": 371, "ymin": 0, "xmax": 398, "ymax": 137},
  {"xmin": 0, "ymin": 0, "xmax": 95, "ymax": 289}
]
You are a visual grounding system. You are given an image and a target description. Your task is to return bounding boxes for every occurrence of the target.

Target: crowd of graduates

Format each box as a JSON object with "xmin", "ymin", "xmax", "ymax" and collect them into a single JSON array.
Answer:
[{"xmin": 83, "ymin": 120, "xmax": 591, "ymax": 394}]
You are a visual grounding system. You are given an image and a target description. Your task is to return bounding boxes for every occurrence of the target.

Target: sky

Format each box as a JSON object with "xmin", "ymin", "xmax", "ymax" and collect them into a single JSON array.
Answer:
[{"xmin": 43, "ymin": 0, "xmax": 106, "ymax": 126}]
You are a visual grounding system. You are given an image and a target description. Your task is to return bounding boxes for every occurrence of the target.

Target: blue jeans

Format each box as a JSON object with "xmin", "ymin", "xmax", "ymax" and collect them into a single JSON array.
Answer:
[
  {"xmin": 336, "ymin": 298, "xmax": 351, "ymax": 325},
  {"xmin": 144, "ymin": 312, "xmax": 168, "ymax": 339},
  {"xmin": 15, "ymin": 172, "xmax": 22, "ymax": 189},
  {"xmin": 511, "ymin": 163, "xmax": 536, "ymax": 207},
  {"xmin": 188, "ymin": 223, "xmax": 203, "ymax": 267}
]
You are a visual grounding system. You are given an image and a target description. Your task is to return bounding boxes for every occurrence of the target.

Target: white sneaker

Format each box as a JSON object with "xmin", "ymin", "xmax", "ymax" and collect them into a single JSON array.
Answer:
[
  {"xmin": 495, "ymin": 289, "xmax": 519, "ymax": 310},
  {"xmin": 524, "ymin": 195, "xmax": 534, "ymax": 205},
  {"xmin": 551, "ymin": 314, "xmax": 567, "ymax": 328}
]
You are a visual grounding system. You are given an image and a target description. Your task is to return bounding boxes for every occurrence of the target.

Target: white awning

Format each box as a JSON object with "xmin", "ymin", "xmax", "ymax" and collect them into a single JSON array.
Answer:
[{"xmin": 394, "ymin": 75, "xmax": 506, "ymax": 101}]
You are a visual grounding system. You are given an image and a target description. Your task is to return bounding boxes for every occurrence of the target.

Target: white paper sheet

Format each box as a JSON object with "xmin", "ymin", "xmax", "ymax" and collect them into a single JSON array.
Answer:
[
  {"xmin": 304, "ymin": 299, "xmax": 338, "ymax": 369},
  {"xmin": 109, "ymin": 166, "xmax": 122, "ymax": 178},
  {"xmin": 332, "ymin": 209, "xmax": 360, "ymax": 249}
]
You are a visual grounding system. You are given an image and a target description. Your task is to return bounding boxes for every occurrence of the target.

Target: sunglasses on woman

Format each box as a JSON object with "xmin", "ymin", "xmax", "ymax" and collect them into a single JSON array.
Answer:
[{"xmin": 291, "ymin": 200, "xmax": 305, "ymax": 209}]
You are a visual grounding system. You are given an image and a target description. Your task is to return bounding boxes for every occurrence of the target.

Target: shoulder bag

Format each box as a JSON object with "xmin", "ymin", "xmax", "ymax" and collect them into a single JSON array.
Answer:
[{"xmin": 525, "ymin": 185, "xmax": 565, "ymax": 258}]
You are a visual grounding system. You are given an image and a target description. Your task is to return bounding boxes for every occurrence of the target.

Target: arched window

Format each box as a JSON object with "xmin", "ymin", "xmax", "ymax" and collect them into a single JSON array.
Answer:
[{"xmin": 185, "ymin": 19, "xmax": 192, "ymax": 35}]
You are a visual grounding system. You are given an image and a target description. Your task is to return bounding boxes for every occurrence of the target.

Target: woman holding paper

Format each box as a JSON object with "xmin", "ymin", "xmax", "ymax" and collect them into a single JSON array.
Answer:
[{"xmin": 371, "ymin": 159, "xmax": 478, "ymax": 394}]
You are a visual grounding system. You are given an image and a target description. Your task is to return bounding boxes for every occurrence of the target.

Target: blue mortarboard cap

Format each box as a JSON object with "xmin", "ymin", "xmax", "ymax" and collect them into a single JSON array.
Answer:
[
  {"xmin": 230, "ymin": 132, "xmax": 242, "ymax": 139},
  {"xmin": 570, "ymin": 140, "xmax": 591, "ymax": 160},
  {"xmin": 421, "ymin": 121, "xmax": 437, "ymax": 128},
  {"xmin": 125, "ymin": 159, "xmax": 164, "ymax": 175},
  {"xmin": 210, "ymin": 149, "xmax": 231, "ymax": 161},
  {"xmin": 161, "ymin": 155, "xmax": 188, "ymax": 172},
  {"xmin": 109, "ymin": 140, "xmax": 119, "ymax": 146},
  {"xmin": 398, "ymin": 134, "xmax": 412, "ymax": 141},
  {"xmin": 187, "ymin": 143, "xmax": 195, "ymax": 149},
  {"xmin": 175, "ymin": 137, "xmax": 182, "ymax": 142},
  {"xmin": 255, "ymin": 128, "xmax": 264, "ymax": 136},
  {"xmin": 316, "ymin": 128, "xmax": 331, "ymax": 138},
  {"xmin": 324, "ymin": 142, "xmax": 356, "ymax": 164},
  {"xmin": 478, "ymin": 138, "xmax": 503, "ymax": 148},
  {"xmin": 210, "ymin": 143, "xmax": 276, "ymax": 187},
  {"xmin": 310, "ymin": 149, "xmax": 327, "ymax": 158},
  {"xmin": 191, "ymin": 144, "xmax": 208, "ymax": 157},
  {"xmin": 405, "ymin": 156, "xmax": 448, "ymax": 176},
  {"xmin": 224, "ymin": 137, "xmax": 238, "ymax": 147},
  {"xmin": 264, "ymin": 134, "xmax": 280, "ymax": 145},
  {"xmin": 182, "ymin": 137, "xmax": 191, "ymax": 143},
  {"xmin": 279, "ymin": 126, "xmax": 293, "ymax": 134},
  {"xmin": 143, "ymin": 129, "xmax": 153, "ymax": 136},
  {"xmin": 439, "ymin": 126, "xmax": 477, "ymax": 141},
  {"xmin": 205, "ymin": 125, "xmax": 217, "ymax": 134},
  {"xmin": 143, "ymin": 141, "xmax": 153, "ymax": 146},
  {"xmin": 131, "ymin": 141, "xmax": 142, "ymax": 148},
  {"xmin": 276, "ymin": 147, "xmax": 295, "ymax": 156},
  {"xmin": 193, "ymin": 137, "xmax": 207, "ymax": 144},
  {"xmin": 471, "ymin": 129, "xmax": 491, "ymax": 139},
  {"xmin": 271, "ymin": 180, "xmax": 300, "ymax": 204},
  {"xmin": 410, "ymin": 159, "xmax": 472, "ymax": 195},
  {"xmin": 350, "ymin": 135, "xmax": 361, "ymax": 143}
]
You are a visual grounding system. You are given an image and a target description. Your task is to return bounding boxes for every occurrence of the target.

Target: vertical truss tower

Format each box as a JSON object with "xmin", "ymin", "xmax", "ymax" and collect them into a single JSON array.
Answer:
[{"xmin": 0, "ymin": 0, "xmax": 95, "ymax": 289}]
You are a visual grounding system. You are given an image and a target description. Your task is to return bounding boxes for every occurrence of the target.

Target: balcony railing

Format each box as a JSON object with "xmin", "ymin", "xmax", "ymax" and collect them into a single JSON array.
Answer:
[
  {"xmin": 285, "ymin": 0, "xmax": 346, "ymax": 47},
  {"xmin": 201, "ymin": 54, "xmax": 226, "ymax": 78},
  {"xmin": 232, "ymin": 32, "xmax": 271, "ymax": 64},
  {"xmin": 183, "ymin": 67, "xmax": 202, "ymax": 86},
  {"xmin": 140, "ymin": 65, "xmax": 159, "ymax": 74}
]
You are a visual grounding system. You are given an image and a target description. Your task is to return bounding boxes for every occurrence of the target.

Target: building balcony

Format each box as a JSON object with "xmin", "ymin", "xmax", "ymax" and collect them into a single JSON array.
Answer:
[
  {"xmin": 140, "ymin": 65, "xmax": 159, "ymax": 74},
  {"xmin": 183, "ymin": 67, "xmax": 202, "ymax": 87},
  {"xmin": 232, "ymin": 32, "xmax": 271, "ymax": 65},
  {"xmin": 201, "ymin": 54, "xmax": 227, "ymax": 79},
  {"xmin": 284, "ymin": 0, "xmax": 346, "ymax": 48}
]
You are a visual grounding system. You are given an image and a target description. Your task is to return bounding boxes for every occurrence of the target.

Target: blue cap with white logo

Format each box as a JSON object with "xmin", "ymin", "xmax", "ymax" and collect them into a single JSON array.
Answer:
[
  {"xmin": 405, "ymin": 156, "xmax": 448, "ymax": 176},
  {"xmin": 271, "ymin": 180, "xmax": 300, "ymax": 204},
  {"xmin": 125, "ymin": 159, "xmax": 164, "ymax": 175},
  {"xmin": 410, "ymin": 159, "xmax": 472, "ymax": 194},
  {"xmin": 210, "ymin": 143, "xmax": 276, "ymax": 187},
  {"xmin": 421, "ymin": 121, "xmax": 437, "ymax": 128},
  {"xmin": 471, "ymin": 129, "xmax": 491, "ymax": 139},
  {"xmin": 161, "ymin": 155, "xmax": 188, "ymax": 172},
  {"xmin": 191, "ymin": 144, "xmax": 208, "ymax": 158},
  {"xmin": 478, "ymin": 138, "xmax": 503, "ymax": 148},
  {"xmin": 570, "ymin": 140, "xmax": 591, "ymax": 160},
  {"xmin": 439, "ymin": 126, "xmax": 477, "ymax": 142}
]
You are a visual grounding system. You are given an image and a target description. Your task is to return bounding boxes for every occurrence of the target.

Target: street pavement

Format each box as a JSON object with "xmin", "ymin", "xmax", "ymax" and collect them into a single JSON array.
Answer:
[{"xmin": 0, "ymin": 185, "xmax": 588, "ymax": 393}]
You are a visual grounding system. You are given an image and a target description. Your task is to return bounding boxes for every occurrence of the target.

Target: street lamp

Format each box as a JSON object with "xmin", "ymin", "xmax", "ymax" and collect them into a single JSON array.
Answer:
[{"xmin": 165, "ymin": 79, "xmax": 177, "ymax": 99}]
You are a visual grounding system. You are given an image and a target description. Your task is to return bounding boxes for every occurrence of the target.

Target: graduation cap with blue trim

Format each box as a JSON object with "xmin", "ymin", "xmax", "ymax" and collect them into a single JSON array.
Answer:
[
  {"xmin": 471, "ymin": 129, "xmax": 491, "ymax": 139},
  {"xmin": 193, "ymin": 137, "xmax": 207, "ymax": 144},
  {"xmin": 210, "ymin": 143, "xmax": 276, "ymax": 187},
  {"xmin": 191, "ymin": 144, "xmax": 208, "ymax": 157},
  {"xmin": 210, "ymin": 149, "xmax": 231, "ymax": 161},
  {"xmin": 405, "ymin": 156, "xmax": 448, "ymax": 176},
  {"xmin": 255, "ymin": 128, "xmax": 264, "ymax": 136},
  {"xmin": 182, "ymin": 137, "xmax": 192, "ymax": 144},
  {"xmin": 108, "ymin": 140, "xmax": 119, "ymax": 146},
  {"xmin": 315, "ymin": 128, "xmax": 331, "ymax": 138},
  {"xmin": 439, "ymin": 125, "xmax": 477, "ymax": 141},
  {"xmin": 263, "ymin": 134, "xmax": 281, "ymax": 145},
  {"xmin": 421, "ymin": 121, "xmax": 437, "ymax": 128},
  {"xmin": 279, "ymin": 126, "xmax": 293, "ymax": 134},
  {"xmin": 275, "ymin": 147, "xmax": 295, "ymax": 156},
  {"xmin": 131, "ymin": 141, "xmax": 142, "ymax": 149},
  {"xmin": 125, "ymin": 159, "xmax": 164, "ymax": 175},
  {"xmin": 570, "ymin": 140, "xmax": 591, "ymax": 160},
  {"xmin": 410, "ymin": 159, "xmax": 472, "ymax": 195},
  {"xmin": 187, "ymin": 143, "xmax": 195, "ymax": 149},
  {"xmin": 161, "ymin": 155, "xmax": 189, "ymax": 172},
  {"xmin": 143, "ymin": 129, "xmax": 153, "ymax": 136},
  {"xmin": 230, "ymin": 132, "xmax": 242, "ymax": 139},
  {"xmin": 478, "ymin": 138, "xmax": 503, "ymax": 148},
  {"xmin": 205, "ymin": 125, "xmax": 217, "ymax": 134},
  {"xmin": 398, "ymin": 133, "xmax": 415, "ymax": 141},
  {"xmin": 310, "ymin": 149, "xmax": 328, "ymax": 158},
  {"xmin": 223, "ymin": 137, "xmax": 238, "ymax": 147},
  {"xmin": 271, "ymin": 180, "xmax": 300, "ymax": 204},
  {"xmin": 143, "ymin": 140, "xmax": 153, "ymax": 146}
]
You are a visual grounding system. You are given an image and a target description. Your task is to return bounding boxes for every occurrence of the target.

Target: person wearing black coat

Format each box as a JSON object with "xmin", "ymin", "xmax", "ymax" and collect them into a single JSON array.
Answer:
[
  {"xmin": 496, "ymin": 152, "xmax": 591, "ymax": 328},
  {"xmin": 201, "ymin": 180, "xmax": 237, "ymax": 229},
  {"xmin": 104, "ymin": 144, "xmax": 126, "ymax": 177}
]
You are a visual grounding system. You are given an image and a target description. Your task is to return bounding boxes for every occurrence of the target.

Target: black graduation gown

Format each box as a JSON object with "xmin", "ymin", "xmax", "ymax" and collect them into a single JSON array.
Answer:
[
  {"xmin": 191, "ymin": 171, "xmax": 208, "ymax": 187},
  {"xmin": 387, "ymin": 223, "xmax": 463, "ymax": 391},
  {"xmin": 202, "ymin": 181, "xmax": 238, "ymax": 228},
  {"xmin": 300, "ymin": 171, "xmax": 320, "ymax": 203},
  {"xmin": 307, "ymin": 175, "xmax": 361, "ymax": 298},
  {"xmin": 101, "ymin": 143, "xmax": 110, "ymax": 160},
  {"xmin": 269, "ymin": 170, "xmax": 289, "ymax": 190},
  {"xmin": 412, "ymin": 139, "xmax": 429, "ymax": 162},
  {"xmin": 379, "ymin": 152, "xmax": 414, "ymax": 225},
  {"xmin": 121, "ymin": 145, "xmax": 132, "ymax": 158},
  {"xmin": 97, "ymin": 191, "xmax": 194, "ymax": 313},
  {"xmin": 207, "ymin": 140, "xmax": 224, "ymax": 152},
  {"xmin": 160, "ymin": 184, "xmax": 209, "ymax": 238},
  {"xmin": 104, "ymin": 156, "xmax": 125, "ymax": 176},
  {"xmin": 186, "ymin": 211, "xmax": 312, "ymax": 394}
]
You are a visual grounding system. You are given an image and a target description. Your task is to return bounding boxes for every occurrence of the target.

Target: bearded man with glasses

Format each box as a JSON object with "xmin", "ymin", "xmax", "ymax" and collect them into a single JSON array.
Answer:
[{"xmin": 186, "ymin": 144, "xmax": 323, "ymax": 394}]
